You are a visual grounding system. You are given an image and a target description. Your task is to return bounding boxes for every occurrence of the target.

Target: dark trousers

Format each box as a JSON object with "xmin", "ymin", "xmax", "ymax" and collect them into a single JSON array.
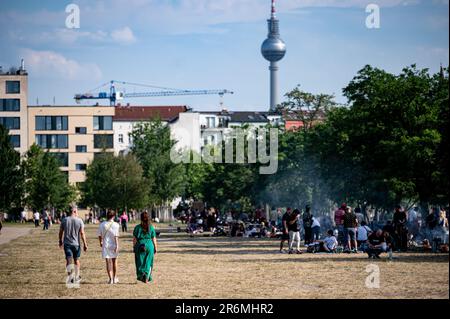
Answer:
[
  {"xmin": 395, "ymin": 226, "xmax": 408, "ymax": 251},
  {"xmin": 122, "ymin": 222, "xmax": 128, "ymax": 232},
  {"xmin": 304, "ymin": 227, "xmax": 312, "ymax": 244},
  {"xmin": 34, "ymin": 219, "xmax": 39, "ymax": 227},
  {"xmin": 312, "ymin": 226, "xmax": 320, "ymax": 241},
  {"xmin": 43, "ymin": 220, "xmax": 49, "ymax": 230}
]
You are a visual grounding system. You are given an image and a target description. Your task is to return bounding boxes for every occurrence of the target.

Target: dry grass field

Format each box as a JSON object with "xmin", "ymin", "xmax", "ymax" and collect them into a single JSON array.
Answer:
[{"xmin": 0, "ymin": 223, "xmax": 448, "ymax": 299}]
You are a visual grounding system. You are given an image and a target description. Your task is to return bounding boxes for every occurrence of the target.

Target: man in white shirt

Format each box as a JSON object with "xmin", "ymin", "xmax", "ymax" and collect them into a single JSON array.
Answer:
[
  {"xmin": 311, "ymin": 216, "xmax": 321, "ymax": 241},
  {"xmin": 322, "ymin": 230, "xmax": 338, "ymax": 253},
  {"xmin": 357, "ymin": 221, "xmax": 372, "ymax": 251},
  {"xmin": 20, "ymin": 209, "xmax": 27, "ymax": 223},
  {"xmin": 33, "ymin": 211, "xmax": 40, "ymax": 227}
]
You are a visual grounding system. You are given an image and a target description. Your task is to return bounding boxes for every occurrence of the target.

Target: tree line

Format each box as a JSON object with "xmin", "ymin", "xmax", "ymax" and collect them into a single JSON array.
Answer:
[{"xmin": 0, "ymin": 64, "xmax": 448, "ymax": 217}]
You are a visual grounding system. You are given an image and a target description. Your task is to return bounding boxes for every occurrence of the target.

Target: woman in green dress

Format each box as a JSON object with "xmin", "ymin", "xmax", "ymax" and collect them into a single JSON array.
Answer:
[{"xmin": 133, "ymin": 211, "xmax": 158, "ymax": 283}]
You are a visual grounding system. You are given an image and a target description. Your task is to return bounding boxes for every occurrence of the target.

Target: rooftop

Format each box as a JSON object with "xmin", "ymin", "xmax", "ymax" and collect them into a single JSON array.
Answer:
[
  {"xmin": 113, "ymin": 105, "xmax": 189, "ymax": 122},
  {"xmin": 229, "ymin": 112, "xmax": 269, "ymax": 123}
]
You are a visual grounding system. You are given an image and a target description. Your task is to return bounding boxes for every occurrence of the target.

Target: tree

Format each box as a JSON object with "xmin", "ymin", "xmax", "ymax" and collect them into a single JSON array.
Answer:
[
  {"xmin": 24, "ymin": 145, "xmax": 75, "ymax": 211},
  {"xmin": 0, "ymin": 125, "xmax": 24, "ymax": 214},
  {"xmin": 82, "ymin": 153, "xmax": 148, "ymax": 211},
  {"xmin": 131, "ymin": 118, "xmax": 185, "ymax": 206},
  {"xmin": 278, "ymin": 85, "xmax": 335, "ymax": 131},
  {"xmin": 304, "ymin": 65, "xmax": 448, "ymax": 212}
]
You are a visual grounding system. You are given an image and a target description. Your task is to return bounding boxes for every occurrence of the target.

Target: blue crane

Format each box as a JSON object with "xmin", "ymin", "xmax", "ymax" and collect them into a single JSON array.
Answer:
[{"xmin": 74, "ymin": 80, "xmax": 234, "ymax": 106}]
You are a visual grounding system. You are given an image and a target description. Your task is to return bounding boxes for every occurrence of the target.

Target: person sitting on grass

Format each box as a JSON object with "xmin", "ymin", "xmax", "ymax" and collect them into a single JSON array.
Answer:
[
  {"xmin": 366, "ymin": 229, "xmax": 388, "ymax": 259},
  {"xmin": 321, "ymin": 230, "xmax": 338, "ymax": 253},
  {"xmin": 357, "ymin": 221, "xmax": 372, "ymax": 251}
]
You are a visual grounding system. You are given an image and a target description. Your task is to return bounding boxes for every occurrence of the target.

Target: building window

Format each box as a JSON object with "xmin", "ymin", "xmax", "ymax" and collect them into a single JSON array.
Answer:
[
  {"xmin": 10, "ymin": 135, "xmax": 20, "ymax": 148},
  {"xmin": 206, "ymin": 117, "xmax": 216, "ymax": 128},
  {"xmin": 94, "ymin": 134, "xmax": 114, "ymax": 149},
  {"xmin": 76, "ymin": 145, "xmax": 87, "ymax": 153},
  {"xmin": 50, "ymin": 152, "xmax": 69, "ymax": 167},
  {"xmin": 35, "ymin": 134, "xmax": 68, "ymax": 149},
  {"xmin": 0, "ymin": 117, "xmax": 20, "ymax": 130},
  {"xmin": 75, "ymin": 127, "xmax": 87, "ymax": 134},
  {"xmin": 0, "ymin": 99, "xmax": 20, "ymax": 111},
  {"xmin": 118, "ymin": 134, "xmax": 124, "ymax": 143},
  {"xmin": 35, "ymin": 116, "xmax": 68, "ymax": 131},
  {"xmin": 76, "ymin": 164, "xmax": 87, "ymax": 171},
  {"xmin": 5, "ymin": 81, "xmax": 20, "ymax": 94},
  {"xmin": 93, "ymin": 116, "xmax": 112, "ymax": 130}
]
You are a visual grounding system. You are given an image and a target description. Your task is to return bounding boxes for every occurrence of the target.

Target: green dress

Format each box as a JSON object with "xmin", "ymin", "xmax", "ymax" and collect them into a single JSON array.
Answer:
[{"xmin": 133, "ymin": 224, "xmax": 156, "ymax": 282}]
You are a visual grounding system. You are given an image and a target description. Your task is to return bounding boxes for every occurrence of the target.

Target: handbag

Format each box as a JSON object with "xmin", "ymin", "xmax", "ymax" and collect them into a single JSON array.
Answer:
[{"xmin": 138, "ymin": 243, "xmax": 147, "ymax": 252}]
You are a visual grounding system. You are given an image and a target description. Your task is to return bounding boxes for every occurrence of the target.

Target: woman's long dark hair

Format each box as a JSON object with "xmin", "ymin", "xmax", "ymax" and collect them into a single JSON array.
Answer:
[{"xmin": 141, "ymin": 211, "xmax": 151, "ymax": 233}]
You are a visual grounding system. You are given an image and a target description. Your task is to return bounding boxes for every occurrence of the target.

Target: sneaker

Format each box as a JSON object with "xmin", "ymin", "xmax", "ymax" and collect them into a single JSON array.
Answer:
[
  {"xmin": 288, "ymin": 250, "xmax": 293, "ymax": 255},
  {"xmin": 108, "ymin": 278, "xmax": 113, "ymax": 284},
  {"xmin": 296, "ymin": 250, "xmax": 303, "ymax": 255},
  {"xmin": 74, "ymin": 276, "xmax": 82, "ymax": 284},
  {"xmin": 114, "ymin": 277, "xmax": 119, "ymax": 284},
  {"xmin": 279, "ymin": 250, "xmax": 286, "ymax": 254}
]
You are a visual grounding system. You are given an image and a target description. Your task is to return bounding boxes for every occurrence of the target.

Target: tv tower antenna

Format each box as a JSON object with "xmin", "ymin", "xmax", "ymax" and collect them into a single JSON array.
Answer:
[{"xmin": 261, "ymin": 0, "xmax": 286, "ymax": 113}]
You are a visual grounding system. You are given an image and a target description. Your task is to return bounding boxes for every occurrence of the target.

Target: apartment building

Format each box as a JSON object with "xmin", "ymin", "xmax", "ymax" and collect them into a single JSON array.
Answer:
[
  {"xmin": 0, "ymin": 62, "xmax": 28, "ymax": 154},
  {"xmin": 113, "ymin": 105, "xmax": 188, "ymax": 155},
  {"xmin": 27, "ymin": 105, "xmax": 115, "ymax": 185}
]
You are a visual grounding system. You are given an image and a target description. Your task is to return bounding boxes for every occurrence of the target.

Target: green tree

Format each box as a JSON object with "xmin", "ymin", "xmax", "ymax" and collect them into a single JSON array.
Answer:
[
  {"xmin": 131, "ymin": 118, "xmax": 185, "ymax": 206},
  {"xmin": 0, "ymin": 125, "xmax": 24, "ymax": 214},
  {"xmin": 24, "ymin": 145, "xmax": 75, "ymax": 211},
  {"xmin": 82, "ymin": 153, "xmax": 148, "ymax": 211},
  {"xmin": 278, "ymin": 85, "xmax": 336, "ymax": 132}
]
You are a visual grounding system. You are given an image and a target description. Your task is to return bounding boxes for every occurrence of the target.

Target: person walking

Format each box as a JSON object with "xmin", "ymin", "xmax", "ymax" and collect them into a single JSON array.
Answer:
[
  {"xmin": 343, "ymin": 206, "xmax": 358, "ymax": 253},
  {"xmin": 279, "ymin": 208, "xmax": 291, "ymax": 253},
  {"xmin": 311, "ymin": 215, "xmax": 321, "ymax": 241},
  {"xmin": 42, "ymin": 210, "xmax": 50, "ymax": 231},
  {"xmin": 393, "ymin": 206, "xmax": 408, "ymax": 252},
  {"xmin": 288, "ymin": 209, "xmax": 302, "ymax": 254},
  {"xmin": 20, "ymin": 209, "xmax": 27, "ymax": 224},
  {"xmin": 59, "ymin": 208, "xmax": 88, "ymax": 284},
  {"xmin": 302, "ymin": 205, "xmax": 313, "ymax": 245},
  {"xmin": 119, "ymin": 211, "xmax": 129, "ymax": 233},
  {"xmin": 33, "ymin": 210, "xmax": 40, "ymax": 228},
  {"xmin": 97, "ymin": 210, "xmax": 120, "ymax": 284},
  {"xmin": 133, "ymin": 211, "xmax": 158, "ymax": 283}
]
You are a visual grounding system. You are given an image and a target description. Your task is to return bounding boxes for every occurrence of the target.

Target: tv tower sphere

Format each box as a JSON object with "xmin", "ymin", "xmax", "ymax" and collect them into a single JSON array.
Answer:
[{"xmin": 261, "ymin": 0, "xmax": 286, "ymax": 112}]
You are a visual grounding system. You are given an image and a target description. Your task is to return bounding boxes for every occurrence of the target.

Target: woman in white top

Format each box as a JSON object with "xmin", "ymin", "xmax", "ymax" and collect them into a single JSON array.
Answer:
[{"xmin": 97, "ymin": 210, "xmax": 120, "ymax": 284}]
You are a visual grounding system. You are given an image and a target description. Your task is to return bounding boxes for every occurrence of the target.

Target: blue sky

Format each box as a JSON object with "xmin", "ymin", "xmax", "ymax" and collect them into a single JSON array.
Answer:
[{"xmin": 0, "ymin": 0, "xmax": 448, "ymax": 111}]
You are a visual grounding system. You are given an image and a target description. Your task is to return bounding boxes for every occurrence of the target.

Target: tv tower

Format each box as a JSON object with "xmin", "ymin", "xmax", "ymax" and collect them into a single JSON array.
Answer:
[{"xmin": 261, "ymin": 0, "xmax": 286, "ymax": 113}]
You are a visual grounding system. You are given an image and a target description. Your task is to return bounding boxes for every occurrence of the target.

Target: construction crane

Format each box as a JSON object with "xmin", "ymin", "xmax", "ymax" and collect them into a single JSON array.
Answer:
[{"xmin": 74, "ymin": 80, "xmax": 234, "ymax": 106}]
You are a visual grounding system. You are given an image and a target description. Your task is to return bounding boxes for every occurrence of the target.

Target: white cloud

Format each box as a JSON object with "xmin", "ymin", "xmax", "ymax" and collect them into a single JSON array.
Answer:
[
  {"xmin": 22, "ymin": 49, "xmax": 102, "ymax": 81},
  {"xmin": 111, "ymin": 27, "xmax": 137, "ymax": 44}
]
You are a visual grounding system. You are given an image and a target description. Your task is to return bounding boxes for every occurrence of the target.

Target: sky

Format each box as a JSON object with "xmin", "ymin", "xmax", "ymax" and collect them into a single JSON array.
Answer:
[{"xmin": 0, "ymin": 0, "xmax": 448, "ymax": 111}]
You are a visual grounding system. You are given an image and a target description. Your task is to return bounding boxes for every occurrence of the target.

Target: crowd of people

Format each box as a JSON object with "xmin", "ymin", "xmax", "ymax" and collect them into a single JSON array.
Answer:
[{"xmin": 176, "ymin": 202, "xmax": 449, "ymax": 259}]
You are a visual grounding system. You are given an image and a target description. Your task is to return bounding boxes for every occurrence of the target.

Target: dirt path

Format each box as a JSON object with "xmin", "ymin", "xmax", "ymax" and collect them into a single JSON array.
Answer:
[{"xmin": 0, "ymin": 227, "xmax": 32, "ymax": 247}]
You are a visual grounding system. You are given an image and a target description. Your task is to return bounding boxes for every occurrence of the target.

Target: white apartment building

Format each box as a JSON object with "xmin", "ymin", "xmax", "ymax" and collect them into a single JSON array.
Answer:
[{"xmin": 112, "ymin": 105, "xmax": 188, "ymax": 155}]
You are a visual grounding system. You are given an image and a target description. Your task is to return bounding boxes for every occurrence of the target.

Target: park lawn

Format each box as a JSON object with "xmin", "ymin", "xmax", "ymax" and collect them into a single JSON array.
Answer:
[{"xmin": 0, "ymin": 223, "xmax": 448, "ymax": 299}]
